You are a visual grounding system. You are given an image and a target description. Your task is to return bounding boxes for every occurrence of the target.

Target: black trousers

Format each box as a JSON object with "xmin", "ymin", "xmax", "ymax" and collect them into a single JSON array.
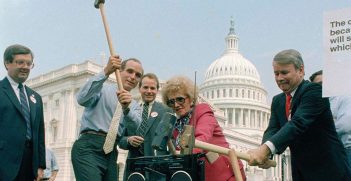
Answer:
[
  {"xmin": 14, "ymin": 140, "xmax": 34, "ymax": 181},
  {"xmin": 71, "ymin": 133, "xmax": 119, "ymax": 181}
]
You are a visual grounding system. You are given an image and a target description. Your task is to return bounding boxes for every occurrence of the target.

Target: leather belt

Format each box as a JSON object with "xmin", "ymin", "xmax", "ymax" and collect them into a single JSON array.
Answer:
[{"xmin": 80, "ymin": 130, "xmax": 107, "ymax": 137}]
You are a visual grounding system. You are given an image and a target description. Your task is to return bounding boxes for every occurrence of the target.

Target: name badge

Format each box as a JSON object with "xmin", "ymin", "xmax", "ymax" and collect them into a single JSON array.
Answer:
[
  {"xmin": 30, "ymin": 94, "xmax": 36, "ymax": 104},
  {"xmin": 151, "ymin": 112, "xmax": 158, "ymax": 118}
]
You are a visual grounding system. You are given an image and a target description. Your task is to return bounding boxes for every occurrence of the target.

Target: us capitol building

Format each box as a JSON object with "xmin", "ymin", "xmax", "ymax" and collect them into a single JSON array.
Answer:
[{"xmin": 26, "ymin": 20, "xmax": 291, "ymax": 181}]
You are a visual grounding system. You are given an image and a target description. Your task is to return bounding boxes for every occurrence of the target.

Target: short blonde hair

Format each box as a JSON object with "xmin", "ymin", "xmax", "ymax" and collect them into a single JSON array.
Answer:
[{"xmin": 161, "ymin": 76, "xmax": 198, "ymax": 106}]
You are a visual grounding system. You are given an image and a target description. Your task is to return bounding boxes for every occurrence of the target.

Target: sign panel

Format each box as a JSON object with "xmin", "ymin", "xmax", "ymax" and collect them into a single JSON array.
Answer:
[{"xmin": 323, "ymin": 7, "xmax": 351, "ymax": 97}]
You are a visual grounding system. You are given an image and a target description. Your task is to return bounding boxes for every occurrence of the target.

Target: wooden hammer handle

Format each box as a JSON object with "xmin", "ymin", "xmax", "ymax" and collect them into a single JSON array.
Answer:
[
  {"xmin": 228, "ymin": 149, "xmax": 243, "ymax": 181},
  {"xmin": 167, "ymin": 139, "xmax": 177, "ymax": 155},
  {"xmin": 98, "ymin": 3, "xmax": 123, "ymax": 90},
  {"xmin": 195, "ymin": 140, "xmax": 277, "ymax": 167}
]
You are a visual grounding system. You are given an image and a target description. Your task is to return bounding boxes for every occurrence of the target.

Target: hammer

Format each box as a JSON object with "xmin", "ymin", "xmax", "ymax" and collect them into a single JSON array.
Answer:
[
  {"xmin": 179, "ymin": 125, "xmax": 277, "ymax": 167},
  {"xmin": 180, "ymin": 125, "xmax": 246, "ymax": 181},
  {"xmin": 179, "ymin": 125, "xmax": 276, "ymax": 181},
  {"xmin": 152, "ymin": 112, "xmax": 178, "ymax": 155},
  {"xmin": 153, "ymin": 116, "xmax": 277, "ymax": 167},
  {"xmin": 94, "ymin": 0, "xmax": 123, "ymax": 90}
]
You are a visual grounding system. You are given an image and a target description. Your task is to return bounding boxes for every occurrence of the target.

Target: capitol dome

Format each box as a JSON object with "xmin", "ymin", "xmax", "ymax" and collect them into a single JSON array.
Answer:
[
  {"xmin": 200, "ymin": 20, "xmax": 271, "ymax": 137},
  {"xmin": 206, "ymin": 53, "xmax": 260, "ymax": 81}
]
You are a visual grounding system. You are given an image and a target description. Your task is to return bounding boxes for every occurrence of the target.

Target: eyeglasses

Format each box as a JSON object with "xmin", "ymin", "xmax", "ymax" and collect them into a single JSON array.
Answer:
[
  {"xmin": 166, "ymin": 96, "xmax": 187, "ymax": 107},
  {"xmin": 14, "ymin": 60, "xmax": 34, "ymax": 69}
]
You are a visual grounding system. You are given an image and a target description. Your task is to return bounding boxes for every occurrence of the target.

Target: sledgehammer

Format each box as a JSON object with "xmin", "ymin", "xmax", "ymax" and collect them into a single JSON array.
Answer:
[
  {"xmin": 94, "ymin": 0, "xmax": 123, "ymax": 90},
  {"xmin": 180, "ymin": 125, "xmax": 277, "ymax": 167}
]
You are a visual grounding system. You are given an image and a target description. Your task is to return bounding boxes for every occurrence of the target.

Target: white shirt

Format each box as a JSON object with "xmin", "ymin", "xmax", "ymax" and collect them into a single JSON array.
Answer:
[
  {"xmin": 330, "ymin": 96, "xmax": 351, "ymax": 148},
  {"xmin": 7, "ymin": 76, "xmax": 30, "ymax": 108},
  {"xmin": 140, "ymin": 100, "xmax": 155, "ymax": 118}
]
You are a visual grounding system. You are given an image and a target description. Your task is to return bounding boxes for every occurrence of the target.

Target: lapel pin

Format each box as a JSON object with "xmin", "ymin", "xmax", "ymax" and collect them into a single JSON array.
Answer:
[
  {"xmin": 30, "ymin": 94, "xmax": 36, "ymax": 104},
  {"xmin": 151, "ymin": 112, "xmax": 158, "ymax": 118}
]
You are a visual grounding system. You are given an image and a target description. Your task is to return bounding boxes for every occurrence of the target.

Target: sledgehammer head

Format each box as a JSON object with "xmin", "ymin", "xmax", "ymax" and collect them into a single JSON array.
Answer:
[
  {"xmin": 152, "ymin": 112, "xmax": 177, "ymax": 151},
  {"xmin": 94, "ymin": 0, "xmax": 105, "ymax": 9}
]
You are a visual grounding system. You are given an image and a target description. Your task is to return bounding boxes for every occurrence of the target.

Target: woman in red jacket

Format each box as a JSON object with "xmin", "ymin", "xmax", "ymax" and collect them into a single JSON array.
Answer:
[{"xmin": 161, "ymin": 76, "xmax": 246, "ymax": 181}]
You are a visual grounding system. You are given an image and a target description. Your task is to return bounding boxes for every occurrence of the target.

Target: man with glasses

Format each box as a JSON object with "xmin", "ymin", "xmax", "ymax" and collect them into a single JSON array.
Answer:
[{"xmin": 0, "ymin": 44, "xmax": 46, "ymax": 181}]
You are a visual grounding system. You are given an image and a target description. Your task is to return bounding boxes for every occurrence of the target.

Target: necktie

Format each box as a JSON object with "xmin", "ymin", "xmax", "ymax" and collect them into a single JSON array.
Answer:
[
  {"xmin": 285, "ymin": 93, "xmax": 292, "ymax": 120},
  {"xmin": 135, "ymin": 103, "xmax": 149, "ymax": 155},
  {"xmin": 103, "ymin": 102, "xmax": 122, "ymax": 154},
  {"xmin": 18, "ymin": 83, "xmax": 32, "ymax": 139},
  {"xmin": 137, "ymin": 102, "xmax": 149, "ymax": 137}
]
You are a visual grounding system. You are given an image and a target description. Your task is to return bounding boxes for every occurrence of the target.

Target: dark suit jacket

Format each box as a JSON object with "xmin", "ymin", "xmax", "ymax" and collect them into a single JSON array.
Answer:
[
  {"xmin": 263, "ymin": 80, "xmax": 350, "ymax": 180},
  {"xmin": 119, "ymin": 101, "xmax": 171, "ymax": 180},
  {"xmin": 139, "ymin": 102, "xmax": 171, "ymax": 156},
  {"xmin": 120, "ymin": 101, "xmax": 171, "ymax": 156},
  {"xmin": 0, "ymin": 77, "xmax": 46, "ymax": 180}
]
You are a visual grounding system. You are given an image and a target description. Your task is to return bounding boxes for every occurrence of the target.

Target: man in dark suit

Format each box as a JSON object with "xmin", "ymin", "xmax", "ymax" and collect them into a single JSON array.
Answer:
[
  {"xmin": 119, "ymin": 73, "xmax": 171, "ymax": 180},
  {"xmin": 0, "ymin": 44, "xmax": 46, "ymax": 180},
  {"xmin": 248, "ymin": 49, "xmax": 350, "ymax": 180}
]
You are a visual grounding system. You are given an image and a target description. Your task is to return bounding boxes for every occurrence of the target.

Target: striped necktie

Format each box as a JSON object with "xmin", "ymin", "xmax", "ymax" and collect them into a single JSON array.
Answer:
[
  {"xmin": 135, "ymin": 102, "xmax": 149, "ymax": 155},
  {"xmin": 18, "ymin": 83, "xmax": 32, "ymax": 139},
  {"xmin": 137, "ymin": 102, "xmax": 149, "ymax": 137}
]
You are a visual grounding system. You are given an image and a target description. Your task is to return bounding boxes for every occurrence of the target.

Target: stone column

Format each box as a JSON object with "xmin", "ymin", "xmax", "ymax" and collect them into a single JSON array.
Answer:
[
  {"xmin": 260, "ymin": 111, "xmax": 266, "ymax": 129},
  {"xmin": 224, "ymin": 108, "xmax": 228, "ymax": 126},
  {"xmin": 255, "ymin": 110, "xmax": 258, "ymax": 129},
  {"xmin": 233, "ymin": 108, "xmax": 236, "ymax": 126},
  {"xmin": 63, "ymin": 89, "xmax": 77, "ymax": 140},
  {"xmin": 248, "ymin": 109, "xmax": 251, "ymax": 127},
  {"xmin": 240, "ymin": 108, "xmax": 244, "ymax": 126}
]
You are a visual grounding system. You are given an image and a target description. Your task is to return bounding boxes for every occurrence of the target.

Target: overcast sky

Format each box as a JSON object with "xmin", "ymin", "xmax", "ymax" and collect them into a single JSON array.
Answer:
[{"xmin": 1, "ymin": 0, "xmax": 350, "ymax": 100}]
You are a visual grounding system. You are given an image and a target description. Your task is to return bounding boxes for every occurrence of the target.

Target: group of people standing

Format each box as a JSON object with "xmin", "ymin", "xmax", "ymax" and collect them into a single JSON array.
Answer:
[
  {"xmin": 0, "ymin": 44, "xmax": 350, "ymax": 181},
  {"xmin": 70, "ymin": 54, "xmax": 246, "ymax": 181}
]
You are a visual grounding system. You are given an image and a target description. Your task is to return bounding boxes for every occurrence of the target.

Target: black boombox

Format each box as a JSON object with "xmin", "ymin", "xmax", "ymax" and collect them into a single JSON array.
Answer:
[{"xmin": 126, "ymin": 154, "xmax": 205, "ymax": 181}]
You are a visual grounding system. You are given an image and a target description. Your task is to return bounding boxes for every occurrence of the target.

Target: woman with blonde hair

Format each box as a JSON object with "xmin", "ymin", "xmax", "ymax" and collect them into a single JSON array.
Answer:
[{"xmin": 162, "ymin": 76, "xmax": 246, "ymax": 181}]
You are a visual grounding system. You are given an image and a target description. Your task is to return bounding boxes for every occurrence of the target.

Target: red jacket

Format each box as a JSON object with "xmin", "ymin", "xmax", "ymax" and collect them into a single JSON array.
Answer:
[{"xmin": 173, "ymin": 103, "xmax": 246, "ymax": 181}]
